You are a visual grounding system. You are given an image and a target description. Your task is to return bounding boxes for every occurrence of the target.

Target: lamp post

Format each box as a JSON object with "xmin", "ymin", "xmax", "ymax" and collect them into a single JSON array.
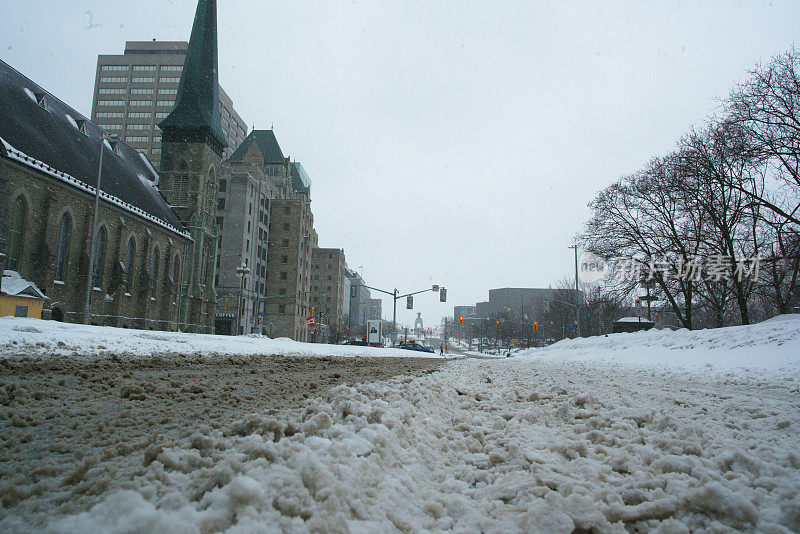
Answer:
[
  {"xmin": 236, "ymin": 263, "xmax": 250, "ymax": 335},
  {"xmin": 83, "ymin": 132, "xmax": 118, "ymax": 324},
  {"xmin": 568, "ymin": 244, "xmax": 581, "ymax": 337}
]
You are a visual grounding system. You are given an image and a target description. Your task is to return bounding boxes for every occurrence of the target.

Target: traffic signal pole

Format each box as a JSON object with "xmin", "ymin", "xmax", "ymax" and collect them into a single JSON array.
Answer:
[{"xmin": 356, "ymin": 284, "xmax": 443, "ymax": 342}]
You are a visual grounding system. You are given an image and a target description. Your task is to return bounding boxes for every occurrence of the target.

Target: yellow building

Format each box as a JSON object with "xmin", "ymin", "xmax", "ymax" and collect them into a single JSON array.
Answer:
[{"xmin": 1, "ymin": 270, "xmax": 45, "ymax": 318}]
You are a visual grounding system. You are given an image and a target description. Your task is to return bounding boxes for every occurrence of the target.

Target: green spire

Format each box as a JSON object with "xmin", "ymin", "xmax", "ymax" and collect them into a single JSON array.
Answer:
[{"xmin": 158, "ymin": 0, "xmax": 227, "ymax": 153}]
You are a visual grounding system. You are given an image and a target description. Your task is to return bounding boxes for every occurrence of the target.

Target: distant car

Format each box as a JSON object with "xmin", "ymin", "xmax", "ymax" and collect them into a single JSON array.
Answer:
[
  {"xmin": 397, "ymin": 341, "xmax": 435, "ymax": 353},
  {"xmin": 343, "ymin": 340, "xmax": 370, "ymax": 346}
]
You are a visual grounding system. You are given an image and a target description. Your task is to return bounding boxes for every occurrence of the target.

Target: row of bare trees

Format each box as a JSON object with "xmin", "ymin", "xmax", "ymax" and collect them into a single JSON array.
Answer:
[{"xmin": 582, "ymin": 49, "xmax": 800, "ymax": 329}]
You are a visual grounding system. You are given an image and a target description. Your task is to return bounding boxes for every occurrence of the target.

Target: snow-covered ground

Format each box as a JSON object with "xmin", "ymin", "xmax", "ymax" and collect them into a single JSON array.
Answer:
[
  {"xmin": 0, "ymin": 317, "xmax": 456, "ymax": 360},
  {"xmin": 1, "ymin": 316, "xmax": 799, "ymax": 532}
]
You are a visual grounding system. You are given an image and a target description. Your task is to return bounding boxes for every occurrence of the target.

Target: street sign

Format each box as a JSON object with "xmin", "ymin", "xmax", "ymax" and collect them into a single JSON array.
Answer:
[
  {"xmin": 407, "ymin": 295, "xmax": 413, "ymax": 309},
  {"xmin": 432, "ymin": 285, "xmax": 439, "ymax": 291},
  {"xmin": 307, "ymin": 316, "xmax": 317, "ymax": 326}
]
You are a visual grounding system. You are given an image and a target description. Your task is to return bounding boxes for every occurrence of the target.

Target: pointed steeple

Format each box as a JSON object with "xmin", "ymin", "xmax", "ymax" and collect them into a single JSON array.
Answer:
[{"xmin": 158, "ymin": 0, "xmax": 227, "ymax": 154}]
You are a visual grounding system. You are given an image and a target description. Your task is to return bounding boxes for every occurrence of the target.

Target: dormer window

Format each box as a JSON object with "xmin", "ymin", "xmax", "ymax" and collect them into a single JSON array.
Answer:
[
  {"xmin": 75, "ymin": 119, "xmax": 87, "ymax": 135},
  {"xmin": 34, "ymin": 92, "xmax": 46, "ymax": 109}
]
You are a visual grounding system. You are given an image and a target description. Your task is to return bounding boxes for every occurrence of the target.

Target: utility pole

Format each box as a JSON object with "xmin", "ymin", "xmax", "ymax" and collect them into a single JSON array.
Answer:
[
  {"xmin": 84, "ymin": 133, "xmax": 118, "ymax": 324},
  {"xmin": 569, "ymin": 244, "xmax": 581, "ymax": 337},
  {"xmin": 236, "ymin": 263, "xmax": 250, "ymax": 335}
]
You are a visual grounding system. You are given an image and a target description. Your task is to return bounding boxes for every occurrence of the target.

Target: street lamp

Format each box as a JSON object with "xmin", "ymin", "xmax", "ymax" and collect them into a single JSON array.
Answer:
[
  {"xmin": 568, "ymin": 244, "xmax": 581, "ymax": 337},
  {"xmin": 236, "ymin": 263, "xmax": 250, "ymax": 335},
  {"xmin": 83, "ymin": 132, "xmax": 119, "ymax": 325}
]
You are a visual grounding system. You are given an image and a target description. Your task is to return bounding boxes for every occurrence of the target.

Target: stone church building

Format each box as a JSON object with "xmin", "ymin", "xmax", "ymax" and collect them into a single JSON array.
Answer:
[{"xmin": 0, "ymin": 0, "xmax": 225, "ymax": 332}]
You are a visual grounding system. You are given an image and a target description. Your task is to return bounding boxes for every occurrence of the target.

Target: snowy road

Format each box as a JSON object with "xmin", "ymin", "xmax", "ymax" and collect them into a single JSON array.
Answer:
[{"xmin": 1, "ymin": 316, "xmax": 799, "ymax": 532}]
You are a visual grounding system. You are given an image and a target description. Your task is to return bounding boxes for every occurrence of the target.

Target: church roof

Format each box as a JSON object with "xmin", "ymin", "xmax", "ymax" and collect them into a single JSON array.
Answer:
[
  {"xmin": 158, "ymin": 0, "xmax": 227, "ymax": 151},
  {"xmin": 229, "ymin": 130, "xmax": 285, "ymax": 164},
  {"xmin": 0, "ymin": 59, "xmax": 189, "ymax": 239}
]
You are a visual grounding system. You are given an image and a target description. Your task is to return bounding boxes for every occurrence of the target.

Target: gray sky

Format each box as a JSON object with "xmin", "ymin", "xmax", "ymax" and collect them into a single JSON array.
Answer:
[{"xmin": 2, "ymin": 0, "xmax": 798, "ymax": 328}]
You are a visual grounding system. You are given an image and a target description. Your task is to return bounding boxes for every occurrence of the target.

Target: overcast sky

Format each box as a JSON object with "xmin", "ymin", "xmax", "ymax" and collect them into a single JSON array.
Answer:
[{"xmin": 2, "ymin": 1, "xmax": 798, "ymax": 328}]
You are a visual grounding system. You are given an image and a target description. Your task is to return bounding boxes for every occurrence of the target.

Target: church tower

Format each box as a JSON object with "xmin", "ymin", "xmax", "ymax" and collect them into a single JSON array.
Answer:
[{"xmin": 158, "ymin": 0, "xmax": 226, "ymax": 332}]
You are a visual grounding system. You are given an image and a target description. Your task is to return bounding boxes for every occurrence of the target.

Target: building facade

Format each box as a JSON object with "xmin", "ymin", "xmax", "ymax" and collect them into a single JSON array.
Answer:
[
  {"xmin": 345, "ymin": 268, "xmax": 371, "ymax": 335},
  {"xmin": 91, "ymin": 40, "xmax": 247, "ymax": 167},
  {"xmin": 310, "ymin": 247, "xmax": 347, "ymax": 341},
  {"xmin": 368, "ymin": 298, "xmax": 382, "ymax": 321},
  {"xmin": 214, "ymin": 130, "xmax": 291, "ymax": 335},
  {"xmin": 263, "ymin": 196, "xmax": 318, "ymax": 341},
  {"xmin": 0, "ymin": 58, "xmax": 191, "ymax": 329}
]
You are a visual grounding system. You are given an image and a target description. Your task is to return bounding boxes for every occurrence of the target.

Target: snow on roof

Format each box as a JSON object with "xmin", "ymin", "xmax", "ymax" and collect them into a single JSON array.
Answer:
[{"xmin": 1, "ymin": 270, "xmax": 46, "ymax": 299}]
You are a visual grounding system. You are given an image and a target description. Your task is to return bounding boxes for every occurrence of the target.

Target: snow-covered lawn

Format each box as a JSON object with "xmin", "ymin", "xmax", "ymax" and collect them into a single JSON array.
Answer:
[{"xmin": 1, "ymin": 316, "xmax": 799, "ymax": 532}]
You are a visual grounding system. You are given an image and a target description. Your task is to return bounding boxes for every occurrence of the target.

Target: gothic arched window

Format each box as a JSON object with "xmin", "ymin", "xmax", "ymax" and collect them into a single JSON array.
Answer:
[
  {"xmin": 54, "ymin": 212, "xmax": 72, "ymax": 281},
  {"xmin": 125, "ymin": 236, "xmax": 136, "ymax": 288},
  {"xmin": 92, "ymin": 226, "xmax": 107, "ymax": 285},
  {"xmin": 7, "ymin": 195, "xmax": 27, "ymax": 271}
]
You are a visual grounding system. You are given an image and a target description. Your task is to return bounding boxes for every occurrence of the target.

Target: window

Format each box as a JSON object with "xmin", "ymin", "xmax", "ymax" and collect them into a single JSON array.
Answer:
[
  {"xmin": 128, "ymin": 112, "xmax": 151, "ymax": 118},
  {"xmin": 247, "ymin": 221, "xmax": 251, "ymax": 233},
  {"xmin": 282, "ymin": 239, "xmax": 289, "ymax": 248},
  {"xmin": 99, "ymin": 88, "xmax": 126, "ymax": 95},
  {"xmin": 280, "ymin": 271, "xmax": 287, "ymax": 280},
  {"xmin": 155, "ymin": 112, "xmax": 169, "ymax": 119},
  {"xmin": 7, "ymin": 195, "xmax": 27, "ymax": 270},
  {"xmin": 96, "ymin": 112, "xmax": 123, "ymax": 118},
  {"xmin": 131, "ymin": 76, "xmax": 155, "ymax": 83},
  {"xmin": 126, "ymin": 136, "xmax": 149, "ymax": 143},
  {"xmin": 125, "ymin": 236, "xmax": 136, "ymax": 287},
  {"xmin": 151, "ymin": 246, "xmax": 160, "ymax": 290},
  {"xmin": 284, "ymin": 206, "xmax": 290, "ymax": 215},
  {"xmin": 159, "ymin": 76, "xmax": 181, "ymax": 83},
  {"xmin": 283, "ymin": 223, "xmax": 289, "ymax": 231},
  {"xmin": 216, "ymin": 216, "xmax": 224, "ymax": 230},
  {"xmin": 92, "ymin": 226, "xmax": 107, "ymax": 284},
  {"xmin": 161, "ymin": 65, "xmax": 182, "ymax": 71},
  {"xmin": 101, "ymin": 65, "xmax": 128, "ymax": 71},
  {"xmin": 100, "ymin": 76, "xmax": 127, "ymax": 83},
  {"xmin": 157, "ymin": 100, "xmax": 174, "ymax": 107},
  {"xmin": 281, "ymin": 255, "xmax": 288, "ymax": 264},
  {"xmin": 129, "ymin": 100, "xmax": 152, "ymax": 107},
  {"xmin": 14, "ymin": 305, "xmax": 28, "ymax": 318},
  {"xmin": 218, "ymin": 179, "xmax": 226, "ymax": 192},
  {"xmin": 171, "ymin": 255, "xmax": 180, "ymax": 289},
  {"xmin": 217, "ymin": 198, "xmax": 225, "ymax": 210},
  {"xmin": 278, "ymin": 304, "xmax": 286, "ymax": 314},
  {"xmin": 158, "ymin": 88, "xmax": 177, "ymax": 95},
  {"xmin": 54, "ymin": 212, "xmax": 71, "ymax": 282},
  {"xmin": 127, "ymin": 124, "xmax": 150, "ymax": 130},
  {"xmin": 97, "ymin": 124, "xmax": 122, "ymax": 131},
  {"xmin": 151, "ymin": 148, "xmax": 161, "ymax": 155},
  {"xmin": 130, "ymin": 88, "xmax": 154, "ymax": 95},
  {"xmin": 98, "ymin": 100, "xmax": 125, "ymax": 107},
  {"xmin": 279, "ymin": 289, "xmax": 286, "ymax": 295},
  {"xmin": 133, "ymin": 65, "xmax": 156, "ymax": 71}
]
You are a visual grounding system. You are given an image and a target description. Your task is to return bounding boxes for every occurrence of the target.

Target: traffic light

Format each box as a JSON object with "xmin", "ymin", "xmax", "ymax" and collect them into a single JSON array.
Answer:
[
  {"xmin": 533, "ymin": 321, "xmax": 539, "ymax": 333},
  {"xmin": 496, "ymin": 320, "xmax": 500, "ymax": 328},
  {"xmin": 311, "ymin": 306, "xmax": 315, "ymax": 316},
  {"xmin": 440, "ymin": 288, "xmax": 447, "ymax": 302},
  {"xmin": 407, "ymin": 295, "xmax": 414, "ymax": 309},
  {"xmin": 224, "ymin": 299, "xmax": 228, "ymax": 311},
  {"xmin": 458, "ymin": 316, "xmax": 464, "ymax": 324}
]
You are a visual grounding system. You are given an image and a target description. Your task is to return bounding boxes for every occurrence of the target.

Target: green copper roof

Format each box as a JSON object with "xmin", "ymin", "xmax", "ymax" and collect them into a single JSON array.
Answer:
[
  {"xmin": 229, "ymin": 130, "xmax": 284, "ymax": 164},
  {"xmin": 158, "ymin": 0, "xmax": 227, "ymax": 149},
  {"xmin": 291, "ymin": 162, "xmax": 311, "ymax": 193}
]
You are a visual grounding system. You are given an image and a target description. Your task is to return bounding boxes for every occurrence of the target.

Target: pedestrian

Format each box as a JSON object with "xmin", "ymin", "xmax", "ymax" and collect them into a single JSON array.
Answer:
[{"xmin": 440, "ymin": 344, "xmax": 444, "ymax": 356}]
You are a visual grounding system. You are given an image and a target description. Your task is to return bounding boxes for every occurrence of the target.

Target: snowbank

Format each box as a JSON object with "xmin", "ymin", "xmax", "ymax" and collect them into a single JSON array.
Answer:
[
  {"xmin": 516, "ymin": 314, "xmax": 800, "ymax": 377},
  {"xmin": 0, "ymin": 317, "xmax": 456, "ymax": 360},
  {"xmin": 1, "ymin": 316, "xmax": 798, "ymax": 532}
]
